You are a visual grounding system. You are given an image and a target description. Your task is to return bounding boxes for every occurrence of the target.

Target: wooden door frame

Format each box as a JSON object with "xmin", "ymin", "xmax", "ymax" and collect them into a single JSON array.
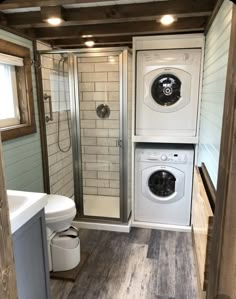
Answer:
[
  {"xmin": 0, "ymin": 133, "xmax": 17, "ymax": 298},
  {"xmin": 207, "ymin": 4, "xmax": 236, "ymax": 298}
]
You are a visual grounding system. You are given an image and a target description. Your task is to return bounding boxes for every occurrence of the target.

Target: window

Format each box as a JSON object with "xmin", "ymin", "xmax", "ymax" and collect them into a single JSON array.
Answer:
[
  {"xmin": 0, "ymin": 39, "xmax": 36, "ymax": 141},
  {"xmin": 0, "ymin": 62, "xmax": 20, "ymax": 127}
]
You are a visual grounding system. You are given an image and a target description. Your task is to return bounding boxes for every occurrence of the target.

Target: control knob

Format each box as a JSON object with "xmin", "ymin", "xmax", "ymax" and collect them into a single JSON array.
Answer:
[{"xmin": 161, "ymin": 154, "xmax": 168, "ymax": 161}]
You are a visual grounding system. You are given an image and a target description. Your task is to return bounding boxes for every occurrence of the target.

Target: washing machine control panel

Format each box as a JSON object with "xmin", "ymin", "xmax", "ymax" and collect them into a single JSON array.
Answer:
[{"xmin": 138, "ymin": 151, "xmax": 187, "ymax": 163}]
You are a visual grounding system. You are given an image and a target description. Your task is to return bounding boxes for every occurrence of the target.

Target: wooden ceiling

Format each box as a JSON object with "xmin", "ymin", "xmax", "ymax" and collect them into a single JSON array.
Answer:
[{"xmin": 0, "ymin": 0, "xmax": 219, "ymax": 48}]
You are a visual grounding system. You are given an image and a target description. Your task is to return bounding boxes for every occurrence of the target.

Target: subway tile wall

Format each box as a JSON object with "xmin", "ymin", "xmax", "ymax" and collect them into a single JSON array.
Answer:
[
  {"xmin": 78, "ymin": 55, "xmax": 120, "ymax": 198},
  {"xmin": 41, "ymin": 54, "xmax": 74, "ymax": 198}
]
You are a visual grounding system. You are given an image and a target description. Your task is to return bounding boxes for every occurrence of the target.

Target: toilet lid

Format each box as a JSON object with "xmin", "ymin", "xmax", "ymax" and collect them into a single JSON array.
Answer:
[{"xmin": 45, "ymin": 194, "xmax": 76, "ymax": 219}]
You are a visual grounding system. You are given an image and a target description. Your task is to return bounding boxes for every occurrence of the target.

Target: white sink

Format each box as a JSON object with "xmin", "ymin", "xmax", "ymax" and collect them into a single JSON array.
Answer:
[{"xmin": 7, "ymin": 190, "xmax": 47, "ymax": 234}]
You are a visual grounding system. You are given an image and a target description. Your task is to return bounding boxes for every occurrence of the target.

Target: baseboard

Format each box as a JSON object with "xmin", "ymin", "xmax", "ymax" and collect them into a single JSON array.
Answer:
[
  {"xmin": 132, "ymin": 220, "xmax": 192, "ymax": 232},
  {"xmin": 72, "ymin": 219, "xmax": 131, "ymax": 233}
]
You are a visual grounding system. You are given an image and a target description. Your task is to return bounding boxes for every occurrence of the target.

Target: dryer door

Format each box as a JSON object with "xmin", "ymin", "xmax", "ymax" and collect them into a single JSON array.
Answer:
[
  {"xmin": 142, "ymin": 166, "xmax": 185, "ymax": 203},
  {"xmin": 144, "ymin": 68, "xmax": 191, "ymax": 113}
]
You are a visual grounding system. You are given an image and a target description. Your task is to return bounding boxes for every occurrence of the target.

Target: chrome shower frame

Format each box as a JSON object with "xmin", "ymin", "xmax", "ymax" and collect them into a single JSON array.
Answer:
[{"xmin": 38, "ymin": 47, "xmax": 132, "ymax": 224}]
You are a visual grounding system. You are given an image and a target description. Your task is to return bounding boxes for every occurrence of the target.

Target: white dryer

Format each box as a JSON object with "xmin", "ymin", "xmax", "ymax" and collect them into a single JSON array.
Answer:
[
  {"xmin": 136, "ymin": 49, "xmax": 202, "ymax": 137},
  {"xmin": 135, "ymin": 144, "xmax": 194, "ymax": 226}
]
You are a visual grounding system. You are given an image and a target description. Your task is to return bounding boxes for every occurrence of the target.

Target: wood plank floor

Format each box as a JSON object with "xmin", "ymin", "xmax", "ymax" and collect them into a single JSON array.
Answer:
[{"xmin": 50, "ymin": 228, "xmax": 199, "ymax": 299}]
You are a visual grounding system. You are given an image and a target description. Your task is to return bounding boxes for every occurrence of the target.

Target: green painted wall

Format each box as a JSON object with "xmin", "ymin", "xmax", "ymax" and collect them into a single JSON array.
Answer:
[{"xmin": 0, "ymin": 29, "xmax": 44, "ymax": 192}]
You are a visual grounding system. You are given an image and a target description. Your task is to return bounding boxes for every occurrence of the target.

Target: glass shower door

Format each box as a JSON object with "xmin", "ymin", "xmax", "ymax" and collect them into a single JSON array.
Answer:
[
  {"xmin": 77, "ymin": 53, "xmax": 121, "ymax": 219},
  {"xmin": 40, "ymin": 53, "xmax": 75, "ymax": 199}
]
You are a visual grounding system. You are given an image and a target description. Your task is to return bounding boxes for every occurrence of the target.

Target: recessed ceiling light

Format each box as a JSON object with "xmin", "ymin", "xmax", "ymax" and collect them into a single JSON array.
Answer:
[
  {"xmin": 82, "ymin": 35, "xmax": 93, "ymax": 38},
  {"xmin": 85, "ymin": 40, "xmax": 95, "ymax": 47},
  {"xmin": 47, "ymin": 17, "xmax": 62, "ymax": 26},
  {"xmin": 160, "ymin": 15, "xmax": 175, "ymax": 26}
]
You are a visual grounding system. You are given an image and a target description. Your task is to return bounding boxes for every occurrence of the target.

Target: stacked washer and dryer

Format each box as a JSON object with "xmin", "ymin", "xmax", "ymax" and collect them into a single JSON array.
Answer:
[{"xmin": 133, "ymin": 35, "xmax": 204, "ymax": 227}]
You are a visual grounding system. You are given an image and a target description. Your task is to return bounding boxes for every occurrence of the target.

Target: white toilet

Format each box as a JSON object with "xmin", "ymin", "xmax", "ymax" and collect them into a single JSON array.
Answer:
[{"xmin": 44, "ymin": 194, "xmax": 80, "ymax": 272}]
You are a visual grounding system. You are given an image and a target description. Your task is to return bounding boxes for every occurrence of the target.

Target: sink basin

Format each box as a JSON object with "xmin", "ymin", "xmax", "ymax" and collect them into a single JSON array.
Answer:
[{"xmin": 7, "ymin": 190, "xmax": 47, "ymax": 234}]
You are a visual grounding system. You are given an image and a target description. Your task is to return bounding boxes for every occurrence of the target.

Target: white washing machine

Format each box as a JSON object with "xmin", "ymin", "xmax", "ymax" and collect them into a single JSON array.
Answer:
[
  {"xmin": 135, "ymin": 144, "xmax": 194, "ymax": 226},
  {"xmin": 136, "ymin": 49, "xmax": 202, "ymax": 137}
]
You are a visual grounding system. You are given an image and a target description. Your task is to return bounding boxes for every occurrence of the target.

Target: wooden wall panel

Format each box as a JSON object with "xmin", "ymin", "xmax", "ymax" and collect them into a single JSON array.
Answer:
[
  {"xmin": 0, "ymin": 29, "xmax": 44, "ymax": 192},
  {"xmin": 0, "ymin": 133, "xmax": 17, "ymax": 298},
  {"xmin": 197, "ymin": 0, "xmax": 233, "ymax": 187},
  {"xmin": 192, "ymin": 167, "xmax": 214, "ymax": 292}
]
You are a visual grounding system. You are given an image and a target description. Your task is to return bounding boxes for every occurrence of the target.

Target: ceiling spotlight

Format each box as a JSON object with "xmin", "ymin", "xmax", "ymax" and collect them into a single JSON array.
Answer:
[
  {"xmin": 85, "ymin": 40, "xmax": 95, "ymax": 47},
  {"xmin": 47, "ymin": 17, "xmax": 62, "ymax": 26},
  {"xmin": 160, "ymin": 15, "xmax": 175, "ymax": 26},
  {"xmin": 82, "ymin": 35, "xmax": 93, "ymax": 38},
  {"xmin": 41, "ymin": 6, "xmax": 65, "ymax": 26}
]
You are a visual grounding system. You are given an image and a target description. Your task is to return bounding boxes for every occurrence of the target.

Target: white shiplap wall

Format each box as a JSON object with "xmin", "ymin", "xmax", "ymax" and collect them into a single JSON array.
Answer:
[
  {"xmin": 0, "ymin": 29, "xmax": 44, "ymax": 192},
  {"xmin": 198, "ymin": 0, "xmax": 233, "ymax": 188}
]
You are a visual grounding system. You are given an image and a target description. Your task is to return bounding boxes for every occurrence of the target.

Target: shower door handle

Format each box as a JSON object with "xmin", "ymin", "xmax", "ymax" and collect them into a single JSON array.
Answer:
[
  {"xmin": 43, "ymin": 93, "xmax": 53, "ymax": 122},
  {"xmin": 116, "ymin": 139, "xmax": 122, "ymax": 148}
]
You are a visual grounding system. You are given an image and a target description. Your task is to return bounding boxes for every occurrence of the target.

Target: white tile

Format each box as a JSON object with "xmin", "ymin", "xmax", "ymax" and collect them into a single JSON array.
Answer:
[
  {"xmin": 97, "ymin": 137, "xmax": 117, "ymax": 146},
  {"xmin": 80, "ymin": 82, "xmax": 94, "ymax": 92},
  {"xmin": 110, "ymin": 180, "xmax": 120, "ymax": 189},
  {"xmin": 95, "ymin": 82, "xmax": 119, "ymax": 92},
  {"xmin": 98, "ymin": 188, "xmax": 120, "ymax": 197},
  {"xmin": 83, "ymin": 154, "xmax": 96, "ymax": 162},
  {"xmin": 97, "ymin": 154, "xmax": 119, "ymax": 164},
  {"xmin": 80, "ymin": 101, "xmax": 96, "ymax": 110},
  {"xmin": 96, "ymin": 120, "xmax": 119, "ymax": 129},
  {"xmin": 82, "ymin": 72, "xmax": 107, "ymax": 82},
  {"xmin": 81, "ymin": 57, "xmax": 108, "ymax": 63},
  {"xmin": 86, "ymin": 179, "xmax": 109, "ymax": 188},
  {"xmin": 83, "ymin": 187, "xmax": 98, "ymax": 195},
  {"xmin": 98, "ymin": 171, "xmax": 119, "ymax": 180},
  {"xmin": 83, "ymin": 128, "xmax": 109, "ymax": 137},
  {"xmin": 84, "ymin": 146, "xmax": 109, "ymax": 155},
  {"xmin": 95, "ymin": 63, "xmax": 119, "ymax": 72},
  {"xmin": 81, "ymin": 120, "xmax": 96, "ymax": 129},
  {"xmin": 83, "ymin": 171, "xmax": 97, "ymax": 179},
  {"xmin": 78, "ymin": 63, "xmax": 95, "ymax": 72},
  {"xmin": 82, "ymin": 111, "xmax": 97, "ymax": 120},
  {"xmin": 108, "ymin": 72, "xmax": 119, "ymax": 81},
  {"xmin": 81, "ymin": 137, "xmax": 97, "ymax": 145},
  {"xmin": 85, "ymin": 162, "xmax": 109, "ymax": 171},
  {"xmin": 108, "ymin": 92, "xmax": 120, "ymax": 101}
]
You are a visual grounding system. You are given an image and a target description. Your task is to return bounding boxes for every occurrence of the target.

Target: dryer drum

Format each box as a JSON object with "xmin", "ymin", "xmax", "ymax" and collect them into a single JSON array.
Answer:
[
  {"xmin": 151, "ymin": 74, "xmax": 181, "ymax": 106},
  {"xmin": 148, "ymin": 170, "xmax": 176, "ymax": 197}
]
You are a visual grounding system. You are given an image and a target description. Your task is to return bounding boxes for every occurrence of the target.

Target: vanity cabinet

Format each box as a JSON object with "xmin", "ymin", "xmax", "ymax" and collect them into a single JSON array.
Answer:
[{"xmin": 12, "ymin": 209, "xmax": 51, "ymax": 299}]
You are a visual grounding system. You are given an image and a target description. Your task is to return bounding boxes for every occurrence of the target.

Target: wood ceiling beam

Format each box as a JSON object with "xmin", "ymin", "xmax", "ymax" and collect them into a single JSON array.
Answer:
[
  {"xmin": 31, "ymin": 17, "xmax": 207, "ymax": 40},
  {"xmin": 4, "ymin": 0, "xmax": 215, "ymax": 28},
  {"xmin": 52, "ymin": 35, "xmax": 133, "ymax": 45},
  {"xmin": 57, "ymin": 41, "xmax": 132, "ymax": 49},
  {"xmin": 51, "ymin": 35, "xmax": 133, "ymax": 47},
  {"xmin": 0, "ymin": 0, "xmax": 113, "ymax": 10}
]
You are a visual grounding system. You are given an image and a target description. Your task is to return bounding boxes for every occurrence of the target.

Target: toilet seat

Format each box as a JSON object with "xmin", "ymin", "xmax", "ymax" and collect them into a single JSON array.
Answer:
[
  {"xmin": 45, "ymin": 194, "xmax": 76, "ymax": 218},
  {"xmin": 45, "ymin": 195, "xmax": 76, "ymax": 232}
]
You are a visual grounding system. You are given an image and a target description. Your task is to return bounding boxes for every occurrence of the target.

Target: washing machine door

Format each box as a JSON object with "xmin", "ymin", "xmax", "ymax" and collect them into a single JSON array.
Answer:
[
  {"xmin": 144, "ymin": 68, "xmax": 191, "ymax": 113},
  {"xmin": 142, "ymin": 166, "xmax": 185, "ymax": 203}
]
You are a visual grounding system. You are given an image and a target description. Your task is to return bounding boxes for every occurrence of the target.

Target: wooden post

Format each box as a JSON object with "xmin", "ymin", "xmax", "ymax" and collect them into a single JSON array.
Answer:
[
  {"xmin": 207, "ymin": 5, "xmax": 236, "ymax": 299},
  {"xmin": 0, "ymin": 133, "xmax": 18, "ymax": 298}
]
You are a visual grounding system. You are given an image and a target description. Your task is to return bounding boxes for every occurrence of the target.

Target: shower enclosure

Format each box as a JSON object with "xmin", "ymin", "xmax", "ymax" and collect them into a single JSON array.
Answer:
[{"xmin": 37, "ymin": 48, "xmax": 132, "ymax": 223}]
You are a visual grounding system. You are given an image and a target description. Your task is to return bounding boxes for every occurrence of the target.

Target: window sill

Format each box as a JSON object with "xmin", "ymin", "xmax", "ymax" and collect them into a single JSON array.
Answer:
[{"xmin": 0, "ymin": 122, "xmax": 37, "ymax": 142}]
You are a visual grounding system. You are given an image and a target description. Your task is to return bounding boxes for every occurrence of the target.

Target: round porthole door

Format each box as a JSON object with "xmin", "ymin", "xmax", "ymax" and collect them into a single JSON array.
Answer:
[
  {"xmin": 144, "ymin": 68, "xmax": 191, "ymax": 113},
  {"xmin": 148, "ymin": 170, "xmax": 176, "ymax": 197},
  {"xmin": 151, "ymin": 74, "xmax": 181, "ymax": 106},
  {"xmin": 142, "ymin": 166, "xmax": 185, "ymax": 203}
]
